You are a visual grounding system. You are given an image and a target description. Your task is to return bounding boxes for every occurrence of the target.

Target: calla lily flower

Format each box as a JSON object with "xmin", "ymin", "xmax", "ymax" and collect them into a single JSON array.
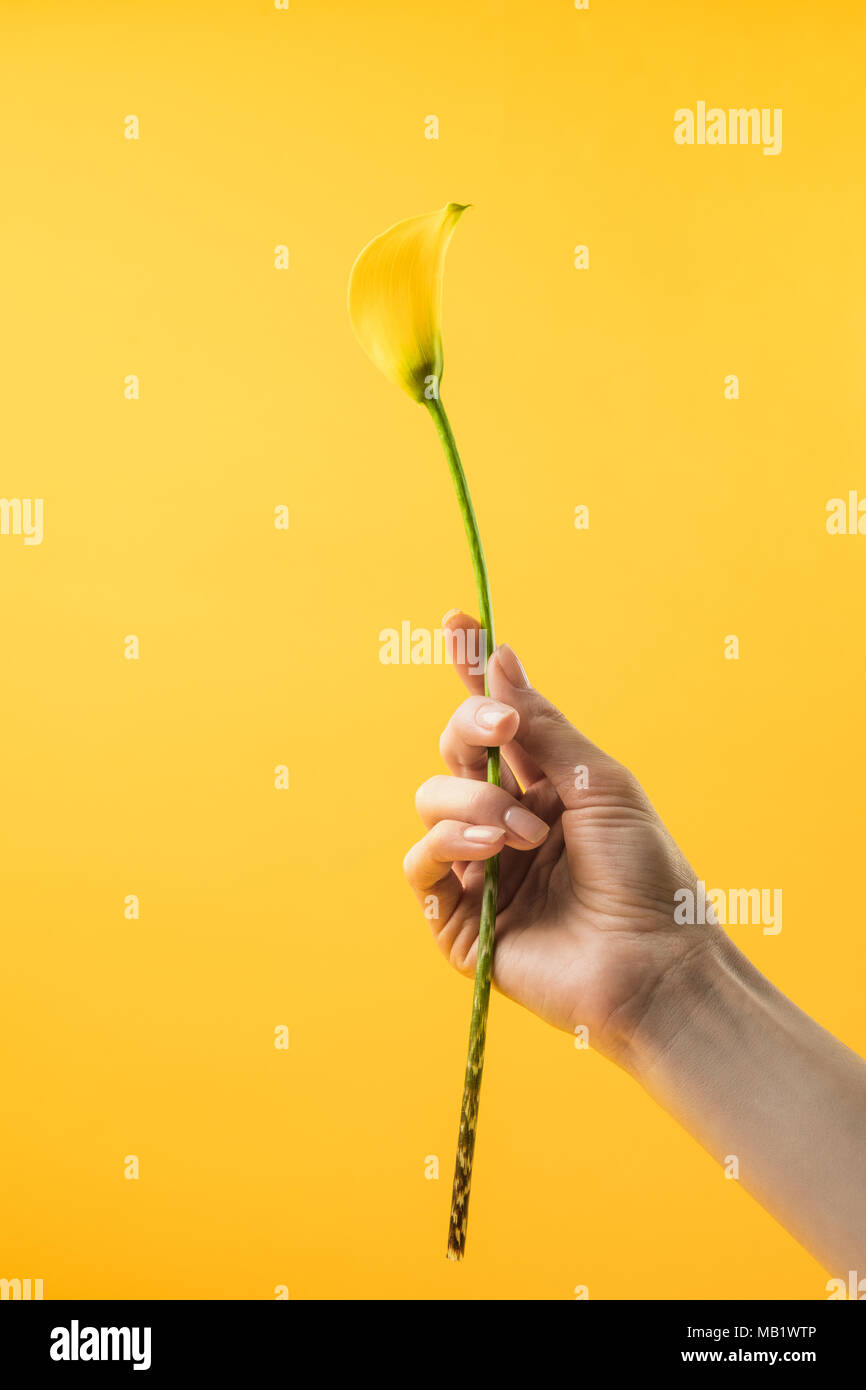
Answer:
[
  {"xmin": 348, "ymin": 203, "xmax": 499, "ymax": 1263},
  {"xmin": 347, "ymin": 202, "xmax": 468, "ymax": 402}
]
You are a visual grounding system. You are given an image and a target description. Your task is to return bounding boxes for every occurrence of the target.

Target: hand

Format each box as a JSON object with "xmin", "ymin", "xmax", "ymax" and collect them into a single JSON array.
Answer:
[
  {"xmin": 406, "ymin": 613, "xmax": 866, "ymax": 1271},
  {"xmin": 403, "ymin": 611, "xmax": 718, "ymax": 1063}
]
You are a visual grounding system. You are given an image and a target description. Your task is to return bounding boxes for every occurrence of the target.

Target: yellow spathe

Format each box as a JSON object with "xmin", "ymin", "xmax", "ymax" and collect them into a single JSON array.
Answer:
[{"xmin": 348, "ymin": 203, "xmax": 468, "ymax": 402}]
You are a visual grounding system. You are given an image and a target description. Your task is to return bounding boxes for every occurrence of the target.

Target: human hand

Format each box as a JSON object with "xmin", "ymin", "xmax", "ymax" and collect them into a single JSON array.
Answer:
[{"xmin": 403, "ymin": 611, "xmax": 719, "ymax": 1063}]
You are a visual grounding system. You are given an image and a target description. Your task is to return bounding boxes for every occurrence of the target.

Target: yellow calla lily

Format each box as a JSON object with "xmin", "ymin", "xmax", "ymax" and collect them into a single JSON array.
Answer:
[
  {"xmin": 347, "ymin": 202, "xmax": 469, "ymax": 402},
  {"xmin": 347, "ymin": 202, "xmax": 499, "ymax": 1263}
]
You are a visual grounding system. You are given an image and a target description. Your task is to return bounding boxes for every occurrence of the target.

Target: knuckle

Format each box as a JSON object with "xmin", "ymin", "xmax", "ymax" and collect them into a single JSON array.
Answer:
[
  {"xmin": 465, "ymin": 782, "xmax": 493, "ymax": 816},
  {"xmin": 607, "ymin": 762, "xmax": 645, "ymax": 802},
  {"xmin": 462, "ymin": 695, "xmax": 485, "ymax": 719},
  {"xmin": 448, "ymin": 924, "xmax": 476, "ymax": 974},
  {"xmin": 414, "ymin": 774, "xmax": 442, "ymax": 811},
  {"xmin": 601, "ymin": 759, "xmax": 634, "ymax": 792},
  {"xmin": 529, "ymin": 693, "xmax": 567, "ymax": 724}
]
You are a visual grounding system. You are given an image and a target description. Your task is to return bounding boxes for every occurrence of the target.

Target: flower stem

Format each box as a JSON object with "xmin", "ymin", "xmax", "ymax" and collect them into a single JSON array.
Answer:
[{"xmin": 424, "ymin": 393, "xmax": 500, "ymax": 1261}]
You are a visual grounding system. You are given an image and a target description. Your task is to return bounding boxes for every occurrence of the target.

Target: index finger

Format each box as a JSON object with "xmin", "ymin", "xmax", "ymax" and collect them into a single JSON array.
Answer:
[
  {"xmin": 441, "ymin": 608, "xmax": 488, "ymax": 696},
  {"xmin": 442, "ymin": 610, "xmax": 545, "ymax": 790}
]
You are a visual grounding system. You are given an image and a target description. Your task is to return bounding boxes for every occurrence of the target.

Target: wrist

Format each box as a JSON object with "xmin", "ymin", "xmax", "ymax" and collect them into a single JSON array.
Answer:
[{"xmin": 614, "ymin": 929, "xmax": 753, "ymax": 1081}]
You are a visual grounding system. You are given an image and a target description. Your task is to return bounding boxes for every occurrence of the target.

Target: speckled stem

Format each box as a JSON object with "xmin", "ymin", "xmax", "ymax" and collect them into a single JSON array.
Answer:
[{"xmin": 425, "ymin": 394, "xmax": 500, "ymax": 1261}]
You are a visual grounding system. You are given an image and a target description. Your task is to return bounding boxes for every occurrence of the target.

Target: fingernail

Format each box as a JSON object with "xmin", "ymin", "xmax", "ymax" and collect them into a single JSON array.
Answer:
[
  {"xmin": 463, "ymin": 825, "xmax": 505, "ymax": 844},
  {"xmin": 496, "ymin": 645, "xmax": 530, "ymax": 689},
  {"xmin": 476, "ymin": 701, "xmax": 513, "ymax": 730},
  {"xmin": 442, "ymin": 608, "xmax": 463, "ymax": 627},
  {"xmin": 504, "ymin": 806, "xmax": 548, "ymax": 844}
]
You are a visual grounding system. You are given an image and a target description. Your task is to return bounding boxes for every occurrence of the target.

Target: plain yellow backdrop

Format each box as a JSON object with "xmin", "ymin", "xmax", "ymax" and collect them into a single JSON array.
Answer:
[{"xmin": 1, "ymin": 0, "xmax": 865, "ymax": 1299}]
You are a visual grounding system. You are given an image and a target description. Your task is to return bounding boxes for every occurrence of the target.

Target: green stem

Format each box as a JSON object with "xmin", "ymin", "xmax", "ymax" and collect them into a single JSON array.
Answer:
[{"xmin": 425, "ymin": 393, "xmax": 500, "ymax": 1262}]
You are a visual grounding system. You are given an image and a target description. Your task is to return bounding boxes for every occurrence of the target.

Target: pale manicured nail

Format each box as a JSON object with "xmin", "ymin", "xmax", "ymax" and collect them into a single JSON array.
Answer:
[
  {"xmin": 442, "ymin": 608, "xmax": 463, "ymax": 627},
  {"xmin": 496, "ymin": 645, "xmax": 530, "ymax": 689},
  {"xmin": 463, "ymin": 825, "xmax": 505, "ymax": 844},
  {"xmin": 504, "ymin": 805, "xmax": 548, "ymax": 844},
  {"xmin": 476, "ymin": 701, "xmax": 513, "ymax": 730}
]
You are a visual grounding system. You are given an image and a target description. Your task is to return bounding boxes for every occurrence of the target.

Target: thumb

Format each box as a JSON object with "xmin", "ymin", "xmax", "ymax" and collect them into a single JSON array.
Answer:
[{"xmin": 487, "ymin": 645, "xmax": 625, "ymax": 808}]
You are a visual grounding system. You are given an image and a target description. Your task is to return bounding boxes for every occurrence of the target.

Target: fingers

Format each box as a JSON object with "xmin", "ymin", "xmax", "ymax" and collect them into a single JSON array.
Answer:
[
  {"xmin": 442, "ymin": 610, "xmax": 545, "ymax": 789},
  {"xmin": 442, "ymin": 609, "xmax": 487, "ymax": 697},
  {"xmin": 485, "ymin": 644, "xmax": 639, "ymax": 810},
  {"xmin": 403, "ymin": 819, "xmax": 505, "ymax": 920},
  {"xmin": 439, "ymin": 696, "xmax": 519, "ymax": 774},
  {"xmin": 416, "ymin": 774, "xmax": 550, "ymax": 848},
  {"xmin": 442, "ymin": 609, "xmax": 637, "ymax": 809},
  {"xmin": 438, "ymin": 695, "xmax": 523, "ymax": 797}
]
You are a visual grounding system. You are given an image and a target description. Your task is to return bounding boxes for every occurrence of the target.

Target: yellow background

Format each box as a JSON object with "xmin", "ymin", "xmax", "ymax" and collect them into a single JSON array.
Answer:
[{"xmin": 1, "ymin": 0, "xmax": 865, "ymax": 1299}]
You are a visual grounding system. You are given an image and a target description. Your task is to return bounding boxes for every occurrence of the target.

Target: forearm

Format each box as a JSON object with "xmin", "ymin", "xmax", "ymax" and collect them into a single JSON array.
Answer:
[{"xmin": 624, "ymin": 933, "xmax": 866, "ymax": 1274}]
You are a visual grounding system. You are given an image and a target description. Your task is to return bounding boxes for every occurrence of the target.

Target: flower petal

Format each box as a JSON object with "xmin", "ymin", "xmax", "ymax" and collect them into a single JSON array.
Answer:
[{"xmin": 348, "ymin": 203, "xmax": 469, "ymax": 402}]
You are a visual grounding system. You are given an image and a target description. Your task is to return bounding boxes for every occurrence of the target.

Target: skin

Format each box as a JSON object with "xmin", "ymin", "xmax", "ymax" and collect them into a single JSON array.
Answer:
[{"xmin": 404, "ymin": 611, "xmax": 866, "ymax": 1277}]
